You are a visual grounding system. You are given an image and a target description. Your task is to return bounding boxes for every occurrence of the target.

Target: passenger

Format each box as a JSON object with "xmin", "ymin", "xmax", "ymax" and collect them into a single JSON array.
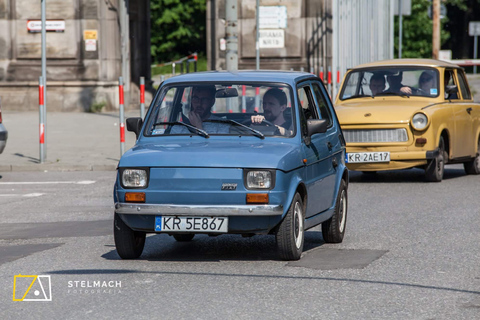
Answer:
[
  {"xmin": 417, "ymin": 71, "xmax": 435, "ymax": 95},
  {"xmin": 386, "ymin": 72, "xmax": 412, "ymax": 95},
  {"xmin": 170, "ymin": 85, "xmax": 229, "ymax": 134},
  {"xmin": 250, "ymin": 88, "xmax": 292, "ymax": 135},
  {"xmin": 369, "ymin": 74, "xmax": 386, "ymax": 96}
]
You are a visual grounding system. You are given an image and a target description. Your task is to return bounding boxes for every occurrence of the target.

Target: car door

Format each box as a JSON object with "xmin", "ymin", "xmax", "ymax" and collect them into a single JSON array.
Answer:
[
  {"xmin": 446, "ymin": 69, "xmax": 473, "ymax": 157},
  {"xmin": 456, "ymin": 70, "xmax": 476, "ymax": 157},
  {"xmin": 297, "ymin": 81, "xmax": 337, "ymax": 217}
]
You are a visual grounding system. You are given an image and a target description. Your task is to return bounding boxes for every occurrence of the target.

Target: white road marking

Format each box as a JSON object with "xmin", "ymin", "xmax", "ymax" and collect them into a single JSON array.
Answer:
[
  {"xmin": 0, "ymin": 193, "xmax": 44, "ymax": 197},
  {"xmin": 0, "ymin": 180, "xmax": 96, "ymax": 185}
]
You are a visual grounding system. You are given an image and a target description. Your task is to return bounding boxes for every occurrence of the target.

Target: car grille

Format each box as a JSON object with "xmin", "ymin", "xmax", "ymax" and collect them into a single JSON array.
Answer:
[{"xmin": 343, "ymin": 129, "xmax": 408, "ymax": 143}]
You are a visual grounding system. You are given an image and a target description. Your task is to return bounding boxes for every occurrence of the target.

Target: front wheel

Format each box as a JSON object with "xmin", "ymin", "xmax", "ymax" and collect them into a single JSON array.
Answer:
[
  {"xmin": 276, "ymin": 193, "xmax": 304, "ymax": 261},
  {"xmin": 114, "ymin": 213, "xmax": 146, "ymax": 259},
  {"xmin": 425, "ymin": 136, "xmax": 446, "ymax": 182},
  {"xmin": 322, "ymin": 180, "xmax": 348, "ymax": 243},
  {"xmin": 464, "ymin": 139, "xmax": 480, "ymax": 175}
]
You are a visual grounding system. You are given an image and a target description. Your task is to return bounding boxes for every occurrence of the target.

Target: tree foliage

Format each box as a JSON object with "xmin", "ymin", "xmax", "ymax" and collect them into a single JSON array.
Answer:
[{"xmin": 150, "ymin": 0, "xmax": 206, "ymax": 64}]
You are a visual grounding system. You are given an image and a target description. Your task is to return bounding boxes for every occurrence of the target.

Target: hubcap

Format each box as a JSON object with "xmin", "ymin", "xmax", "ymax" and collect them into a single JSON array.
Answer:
[
  {"xmin": 339, "ymin": 190, "xmax": 346, "ymax": 233},
  {"xmin": 293, "ymin": 202, "xmax": 304, "ymax": 249}
]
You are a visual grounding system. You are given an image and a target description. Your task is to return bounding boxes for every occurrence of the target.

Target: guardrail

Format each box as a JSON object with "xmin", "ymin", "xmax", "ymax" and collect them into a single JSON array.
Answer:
[{"xmin": 151, "ymin": 53, "xmax": 198, "ymax": 76}]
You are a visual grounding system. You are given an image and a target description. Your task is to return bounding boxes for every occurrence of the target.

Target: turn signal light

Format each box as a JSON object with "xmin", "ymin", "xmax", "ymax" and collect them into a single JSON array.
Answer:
[
  {"xmin": 246, "ymin": 193, "xmax": 269, "ymax": 204},
  {"xmin": 125, "ymin": 192, "xmax": 145, "ymax": 203},
  {"xmin": 416, "ymin": 138, "xmax": 427, "ymax": 144}
]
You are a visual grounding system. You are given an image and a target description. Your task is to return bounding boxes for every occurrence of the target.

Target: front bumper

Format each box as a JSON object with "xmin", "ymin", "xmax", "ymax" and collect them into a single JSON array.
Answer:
[{"xmin": 115, "ymin": 202, "xmax": 283, "ymax": 216}]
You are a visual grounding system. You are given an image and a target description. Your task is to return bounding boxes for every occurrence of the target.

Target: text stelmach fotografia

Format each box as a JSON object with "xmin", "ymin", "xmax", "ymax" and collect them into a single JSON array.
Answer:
[{"xmin": 67, "ymin": 280, "xmax": 122, "ymax": 295}]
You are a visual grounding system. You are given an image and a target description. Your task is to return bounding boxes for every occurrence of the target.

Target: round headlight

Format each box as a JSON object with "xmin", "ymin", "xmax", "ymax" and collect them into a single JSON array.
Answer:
[{"xmin": 412, "ymin": 113, "xmax": 428, "ymax": 131}]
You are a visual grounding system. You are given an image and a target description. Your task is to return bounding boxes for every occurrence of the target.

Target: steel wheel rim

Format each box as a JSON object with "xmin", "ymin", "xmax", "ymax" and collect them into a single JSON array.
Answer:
[
  {"xmin": 294, "ymin": 201, "xmax": 304, "ymax": 249},
  {"xmin": 339, "ymin": 190, "xmax": 346, "ymax": 233}
]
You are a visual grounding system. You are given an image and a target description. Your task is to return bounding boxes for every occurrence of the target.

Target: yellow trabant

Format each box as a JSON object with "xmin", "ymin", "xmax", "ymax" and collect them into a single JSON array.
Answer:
[{"xmin": 335, "ymin": 59, "xmax": 480, "ymax": 182}]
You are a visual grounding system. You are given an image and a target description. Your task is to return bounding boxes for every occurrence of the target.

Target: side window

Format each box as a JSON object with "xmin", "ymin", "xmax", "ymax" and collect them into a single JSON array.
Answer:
[
  {"xmin": 457, "ymin": 71, "xmax": 472, "ymax": 100},
  {"xmin": 311, "ymin": 82, "xmax": 333, "ymax": 127},
  {"xmin": 297, "ymin": 85, "xmax": 319, "ymax": 121},
  {"xmin": 444, "ymin": 70, "xmax": 459, "ymax": 100}
]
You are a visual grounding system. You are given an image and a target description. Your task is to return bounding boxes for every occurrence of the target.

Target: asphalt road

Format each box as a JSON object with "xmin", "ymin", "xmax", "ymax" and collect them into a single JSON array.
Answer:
[{"xmin": 0, "ymin": 167, "xmax": 479, "ymax": 319}]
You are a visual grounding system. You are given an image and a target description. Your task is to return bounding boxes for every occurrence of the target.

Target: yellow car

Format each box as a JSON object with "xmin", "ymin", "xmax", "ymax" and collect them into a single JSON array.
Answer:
[{"xmin": 335, "ymin": 59, "xmax": 480, "ymax": 182}]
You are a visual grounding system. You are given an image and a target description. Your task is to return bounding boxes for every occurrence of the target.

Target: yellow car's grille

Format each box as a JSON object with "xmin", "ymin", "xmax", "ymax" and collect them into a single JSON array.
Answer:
[{"xmin": 343, "ymin": 129, "xmax": 408, "ymax": 143}]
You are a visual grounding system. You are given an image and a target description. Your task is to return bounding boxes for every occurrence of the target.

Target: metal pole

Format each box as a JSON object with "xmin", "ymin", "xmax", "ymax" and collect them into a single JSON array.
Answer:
[
  {"xmin": 38, "ymin": 77, "xmax": 45, "ymax": 163},
  {"xmin": 226, "ymin": 0, "xmax": 238, "ymax": 71},
  {"xmin": 398, "ymin": 0, "xmax": 402, "ymax": 58},
  {"xmin": 41, "ymin": 0, "xmax": 47, "ymax": 159},
  {"xmin": 119, "ymin": 77, "xmax": 125, "ymax": 156},
  {"xmin": 474, "ymin": 36, "xmax": 478, "ymax": 74},
  {"xmin": 256, "ymin": 0, "xmax": 260, "ymax": 70},
  {"xmin": 140, "ymin": 77, "xmax": 145, "ymax": 119}
]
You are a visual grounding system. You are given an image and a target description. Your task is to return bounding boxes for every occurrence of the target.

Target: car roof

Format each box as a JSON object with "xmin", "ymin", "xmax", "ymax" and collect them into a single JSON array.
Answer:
[
  {"xmin": 350, "ymin": 58, "xmax": 460, "ymax": 69},
  {"xmin": 162, "ymin": 70, "xmax": 317, "ymax": 86}
]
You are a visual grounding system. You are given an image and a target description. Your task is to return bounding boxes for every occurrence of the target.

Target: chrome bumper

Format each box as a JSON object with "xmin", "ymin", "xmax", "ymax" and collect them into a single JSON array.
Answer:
[{"xmin": 115, "ymin": 203, "xmax": 284, "ymax": 216}]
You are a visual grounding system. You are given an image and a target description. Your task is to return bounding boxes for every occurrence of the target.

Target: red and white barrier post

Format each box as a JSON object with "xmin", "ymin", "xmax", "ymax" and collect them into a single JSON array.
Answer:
[
  {"xmin": 140, "ymin": 76, "xmax": 145, "ymax": 118},
  {"xmin": 38, "ymin": 76, "xmax": 45, "ymax": 163},
  {"xmin": 119, "ymin": 77, "xmax": 125, "ymax": 156},
  {"xmin": 319, "ymin": 67, "xmax": 324, "ymax": 82},
  {"xmin": 241, "ymin": 85, "xmax": 246, "ymax": 113},
  {"xmin": 327, "ymin": 66, "xmax": 332, "ymax": 97},
  {"xmin": 255, "ymin": 87, "xmax": 260, "ymax": 112}
]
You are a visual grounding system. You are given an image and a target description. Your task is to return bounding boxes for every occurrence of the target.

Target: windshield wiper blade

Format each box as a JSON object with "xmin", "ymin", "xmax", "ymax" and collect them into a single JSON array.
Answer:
[
  {"xmin": 205, "ymin": 119, "xmax": 265, "ymax": 139},
  {"xmin": 153, "ymin": 121, "xmax": 209, "ymax": 138}
]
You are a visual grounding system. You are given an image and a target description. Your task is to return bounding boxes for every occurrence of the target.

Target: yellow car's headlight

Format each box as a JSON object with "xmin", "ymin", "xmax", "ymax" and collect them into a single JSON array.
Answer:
[{"xmin": 411, "ymin": 113, "xmax": 429, "ymax": 131}]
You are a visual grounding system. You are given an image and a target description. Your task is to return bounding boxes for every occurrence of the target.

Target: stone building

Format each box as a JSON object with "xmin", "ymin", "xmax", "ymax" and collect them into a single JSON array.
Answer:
[{"xmin": 0, "ymin": 0, "xmax": 151, "ymax": 111}]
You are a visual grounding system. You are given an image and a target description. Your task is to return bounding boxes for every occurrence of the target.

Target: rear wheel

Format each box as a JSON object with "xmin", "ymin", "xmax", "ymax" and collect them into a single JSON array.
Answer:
[
  {"xmin": 276, "ymin": 193, "xmax": 304, "ymax": 261},
  {"xmin": 425, "ymin": 136, "xmax": 446, "ymax": 182},
  {"xmin": 114, "ymin": 213, "xmax": 146, "ymax": 259},
  {"xmin": 322, "ymin": 180, "xmax": 347, "ymax": 243},
  {"xmin": 464, "ymin": 139, "xmax": 480, "ymax": 175},
  {"xmin": 173, "ymin": 234, "xmax": 195, "ymax": 242}
]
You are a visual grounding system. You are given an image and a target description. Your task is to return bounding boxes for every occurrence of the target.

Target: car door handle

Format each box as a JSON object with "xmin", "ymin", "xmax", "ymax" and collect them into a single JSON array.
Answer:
[
  {"xmin": 327, "ymin": 141, "xmax": 333, "ymax": 150},
  {"xmin": 466, "ymin": 107, "xmax": 472, "ymax": 114}
]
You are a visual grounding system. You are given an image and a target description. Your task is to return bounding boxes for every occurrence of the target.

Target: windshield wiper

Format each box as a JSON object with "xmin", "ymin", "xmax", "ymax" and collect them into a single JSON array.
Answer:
[
  {"xmin": 205, "ymin": 119, "xmax": 265, "ymax": 139},
  {"xmin": 375, "ymin": 92, "xmax": 410, "ymax": 98},
  {"xmin": 153, "ymin": 121, "xmax": 209, "ymax": 138}
]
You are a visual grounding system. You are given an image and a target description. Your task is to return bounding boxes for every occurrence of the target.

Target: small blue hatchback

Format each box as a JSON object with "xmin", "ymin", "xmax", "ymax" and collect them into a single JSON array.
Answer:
[{"xmin": 114, "ymin": 71, "xmax": 348, "ymax": 260}]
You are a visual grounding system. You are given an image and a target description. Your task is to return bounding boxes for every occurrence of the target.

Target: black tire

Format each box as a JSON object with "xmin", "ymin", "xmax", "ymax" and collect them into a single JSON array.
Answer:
[
  {"xmin": 173, "ymin": 234, "xmax": 195, "ymax": 242},
  {"xmin": 425, "ymin": 136, "xmax": 446, "ymax": 182},
  {"xmin": 114, "ymin": 213, "xmax": 146, "ymax": 259},
  {"xmin": 361, "ymin": 171, "xmax": 377, "ymax": 175},
  {"xmin": 464, "ymin": 139, "xmax": 480, "ymax": 175},
  {"xmin": 275, "ymin": 193, "xmax": 305, "ymax": 261},
  {"xmin": 322, "ymin": 180, "xmax": 347, "ymax": 243}
]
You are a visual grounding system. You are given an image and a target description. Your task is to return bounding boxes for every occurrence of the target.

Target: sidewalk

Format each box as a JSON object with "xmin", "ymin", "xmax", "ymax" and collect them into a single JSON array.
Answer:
[{"xmin": 0, "ymin": 111, "xmax": 138, "ymax": 172}]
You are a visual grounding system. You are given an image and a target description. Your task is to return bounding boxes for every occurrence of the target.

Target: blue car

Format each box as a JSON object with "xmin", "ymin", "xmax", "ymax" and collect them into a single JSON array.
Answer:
[{"xmin": 114, "ymin": 71, "xmax": 348, "ymax": 260}]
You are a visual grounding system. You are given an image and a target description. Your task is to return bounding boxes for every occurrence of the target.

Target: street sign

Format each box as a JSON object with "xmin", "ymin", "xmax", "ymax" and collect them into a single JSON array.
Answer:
[
  {"xmin": 259, "ymin": 6, "xmax": 287, "ymax": 29},
  {"xmin": 27, "ymin": 20, "xmax": 65, "ymax": 33},
  {"xmin": 469, "ymin": 22, "xmax": 480, "ymax": 36},
  {"xmin": 259, "ymin": 29, "xmax": 285, "ymax": 48}
]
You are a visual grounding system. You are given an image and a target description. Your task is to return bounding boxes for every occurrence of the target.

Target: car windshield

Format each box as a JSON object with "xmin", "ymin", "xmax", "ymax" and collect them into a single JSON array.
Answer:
[
  {"xmin": 144, "ymin": 83, "xmax": 295, "ymax": 138},
  {"xmin": 340, "ymin": 67, "xmax": 440, "ymax": 100}
]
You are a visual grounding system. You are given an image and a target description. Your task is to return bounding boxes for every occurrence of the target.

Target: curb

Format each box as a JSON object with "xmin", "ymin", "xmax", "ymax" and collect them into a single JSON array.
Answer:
[{"xmin": 0, "ymin": 164, "xmax": 117, "ymax": 172}]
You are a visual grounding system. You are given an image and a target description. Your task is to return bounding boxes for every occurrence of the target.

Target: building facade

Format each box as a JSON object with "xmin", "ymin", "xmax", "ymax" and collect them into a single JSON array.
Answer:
[{"xmin": 0, "ymin": 0, "xmax": 150, "ymax": 111}]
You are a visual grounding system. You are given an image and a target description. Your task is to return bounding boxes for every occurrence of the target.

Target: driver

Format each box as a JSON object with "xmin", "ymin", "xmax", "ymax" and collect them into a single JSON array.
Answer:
[{"xmin": 250, "ymin": 88, "xmax": 292, "ymax": 135}]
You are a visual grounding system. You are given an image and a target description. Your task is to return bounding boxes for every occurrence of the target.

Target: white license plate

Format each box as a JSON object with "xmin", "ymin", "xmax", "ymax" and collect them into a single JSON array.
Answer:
[
  {"xmin": 155, "ymin": 216, "xmax": 228, "ymax": 233},
  {"xmin": 346, "ymin": 152, "xmax": 390, "ymax": 163}
]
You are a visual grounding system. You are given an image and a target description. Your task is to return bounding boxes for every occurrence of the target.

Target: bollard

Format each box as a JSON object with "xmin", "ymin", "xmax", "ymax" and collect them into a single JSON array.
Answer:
[
  {"xmin": 254, "ymin": 87, "xmax": 260, "ymax": 112},
  {"xmin": 241, "ymin": 85, "xmax": 246, "ymax": 113},
  {"xmin": 193, "ymin": 53, "xmax": 198, "ymax": 72},
  {"xmin": 327, "ymin": 66, "xmax": 332, "ymax": 98},
  {"xmin": 320, "ymin": 67, "xmax": 324, "ymax": 82},
  {"xmin": 140, "ymin": 77, "xmax": 145, "ymax": 119},
  {"xmin": 119, "ymin": 77, "xmax": 125, "ymax": 156},
  {"xmin": 172, "ymin": 62, "xmax": 176, "ymax": 76},
  {"xmin": 38, "ymin": 77, "xmax": 45, "ymax": 163},
  {"xmin": 310, "ymin": 67, "xmax": 314, "ymax": 74}
]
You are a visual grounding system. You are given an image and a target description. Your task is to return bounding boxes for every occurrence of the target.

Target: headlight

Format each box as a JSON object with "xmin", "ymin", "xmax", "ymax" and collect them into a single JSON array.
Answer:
[
  {"xmin": 411, "ymin": 113, "xmax": 429, "ymax": 131},
  {"xmin": 122, "ymin": 169, "xmax": 148, "ymax": 188},
  {"xmin": 245, "ymin": 170, "xmax": 275, "ymax": 189}
]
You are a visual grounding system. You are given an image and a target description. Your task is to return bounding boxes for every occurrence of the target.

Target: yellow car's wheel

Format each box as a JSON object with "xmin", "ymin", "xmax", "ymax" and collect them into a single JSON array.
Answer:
[{"xmin": 464, "ymin": 139, "xmax": 480, "ymax": 175}]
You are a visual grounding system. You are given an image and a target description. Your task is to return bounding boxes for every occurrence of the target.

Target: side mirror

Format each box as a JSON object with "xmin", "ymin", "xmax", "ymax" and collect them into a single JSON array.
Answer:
[
  {"xmin": 307, "ymin": 119, "xmax": 328, "ymax": 137},
  {"xmin": 126, "ymin": 117, "xmax": 143, "ymax": 139}
]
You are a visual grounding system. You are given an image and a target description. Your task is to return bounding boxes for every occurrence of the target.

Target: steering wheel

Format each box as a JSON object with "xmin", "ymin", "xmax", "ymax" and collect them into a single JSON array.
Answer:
[{"xmin": 242, "ymin": 118, "xmax": 276, "ymax": 127}]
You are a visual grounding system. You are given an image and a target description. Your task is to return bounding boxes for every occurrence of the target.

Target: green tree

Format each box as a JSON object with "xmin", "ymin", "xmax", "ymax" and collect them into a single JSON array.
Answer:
[
  {"xmin": 394, "ymin": 0, "xmax": 450, "ymax": 58},
  {"xmin": 150, "ymin": 0, "xmax": 206, "ymax": 63}
]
